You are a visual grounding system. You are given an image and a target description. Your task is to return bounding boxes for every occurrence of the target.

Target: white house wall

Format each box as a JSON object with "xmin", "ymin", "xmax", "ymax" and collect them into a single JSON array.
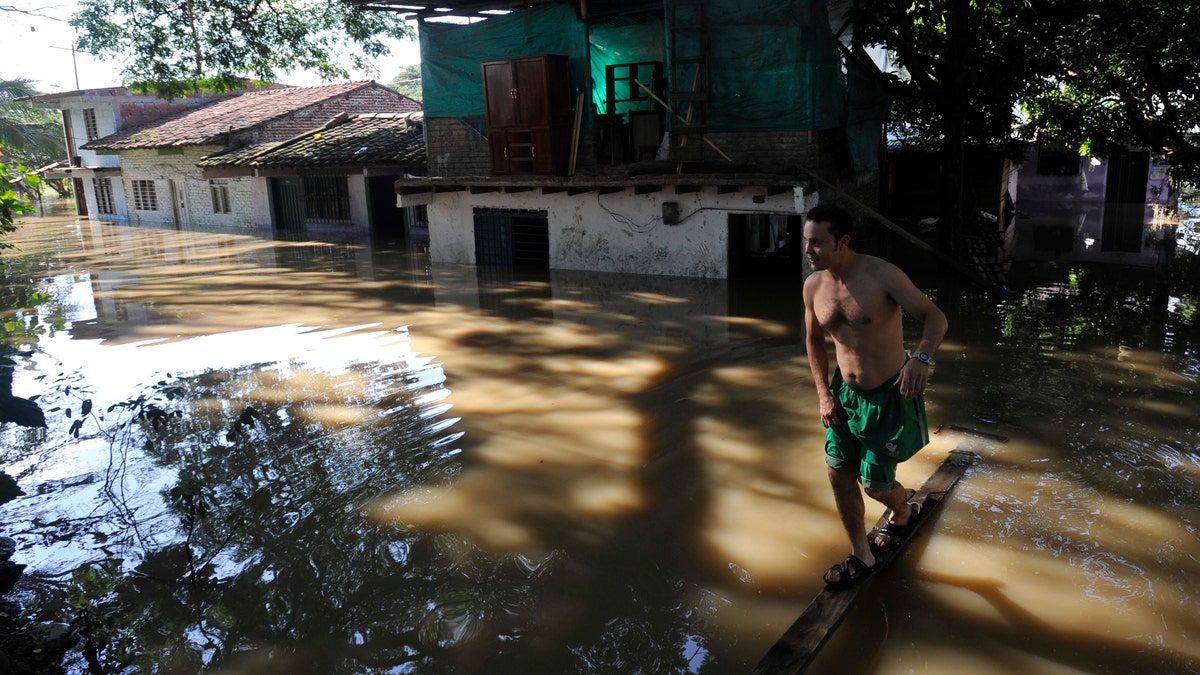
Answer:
[
  {"xmin": 119, "ymin": 148, "xmax": 256, "ymax": 229},
  {"xmin": 62, "ymin": 100, "xmax": 121, "ymax": 171},
  {"xmin": 252, "ymin": 176, "xmax": 272, "ymax": 228},
  {"xmin": 82, "ymin": 173, "xmax": 129, "ymax": 223},
  {"xmin": 427, "ymin": 186, "xmax": 810, "ymax": 278},
  {"xmin": 348, "ymin": 174, "xmax": 369, "ymax": 228}
]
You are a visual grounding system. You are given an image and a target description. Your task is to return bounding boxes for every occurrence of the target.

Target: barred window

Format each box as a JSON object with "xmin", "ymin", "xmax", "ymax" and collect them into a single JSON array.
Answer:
[
  {"xmin": 131, "ymin": 179, "xmax": 158, "ymax": 211},
  {"xmin": 93, "ymin": 177, "xmax": 115, "ymax": 215},
  {"xmin": 210, "ymin": 181, "xmax": 231, "ymax": 214},
  {"xmin": 302, "ymin": 174, "xmax": 350, "ymax": 224},
  {"xmin": 83, "ymin": 108, "xmax": 99, "ymax": 141}
]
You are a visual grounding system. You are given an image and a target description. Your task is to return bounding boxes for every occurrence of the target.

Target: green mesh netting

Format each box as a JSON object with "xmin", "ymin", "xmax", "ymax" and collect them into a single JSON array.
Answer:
[
  {"xmin": 703, "ymin": 0, "xmax": 846, "ymax": 132},
  {"xmin": 843, "ymin": 44, "xmax": 891, "ymax": 172},
  {"xmin": 419, "ymin": 0, "xmax": 886, "ymax": 171},
  {"xmin": 419, "ymin": 3, "xmax": 588, "ymax": 120},
  {"xmin": 589, "ymin": 14, "xmax": 667, "ymax": 117}
]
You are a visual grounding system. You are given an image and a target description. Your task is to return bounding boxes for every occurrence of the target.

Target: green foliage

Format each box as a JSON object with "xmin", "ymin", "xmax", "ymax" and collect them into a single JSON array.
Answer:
[
  {"xmin": 0, "ymin": 162, "xmax": 42, "ymax": 250},
  {"xmin": 1021, "ymin": 2, "xmax": 1200, "ymax": 184},
  {"xmin": 71, "ymin": 0, "xmax": 417, "ymax": 99},
  {"xmin": 857, "ymin": 1, "xmax": 1200, "ymax": 185},
  {"xmin": 388, "ymin": 63, "xmax": 423, "ymax": 102},
  {"xmin": 850, "ymin": 0, "xmax": 1052, "ymax": 154},
  {"xmin": 0, "ymin": 79, "xmax": 66, "ymax": 170},
  {"xmin": 1, "ymin": 256, "xmax": 73, "ymax": 347},
  {"xmin": 67, "ymin": 558, "xmax": 130, "ymax": 673}
]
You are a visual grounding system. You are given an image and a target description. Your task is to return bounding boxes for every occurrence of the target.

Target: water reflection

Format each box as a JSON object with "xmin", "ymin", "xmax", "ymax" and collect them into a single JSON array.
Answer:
[{"xmin": 0, "ymin": 209, "xmax": 1198, "ymax": 673}]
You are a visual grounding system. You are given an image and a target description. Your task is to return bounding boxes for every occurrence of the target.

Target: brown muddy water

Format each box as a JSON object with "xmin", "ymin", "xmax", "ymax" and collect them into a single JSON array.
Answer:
[{"xmin": 2, "ymin": 201, "xmax": 1199, "ymax": 674}]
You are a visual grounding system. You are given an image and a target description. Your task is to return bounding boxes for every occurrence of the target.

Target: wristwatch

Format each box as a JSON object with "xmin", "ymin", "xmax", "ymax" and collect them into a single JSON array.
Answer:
[{"xmin": 913, "ymin": 351, "xmax": 932, "ymax": 366}]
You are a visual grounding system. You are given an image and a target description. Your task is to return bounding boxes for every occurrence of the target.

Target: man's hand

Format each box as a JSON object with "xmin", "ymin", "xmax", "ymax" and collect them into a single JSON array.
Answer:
[
  {"xmin": 897, "ymin": 358, "xmax": 929, "ymax": 399},
  {"xmin": 819, "ymin": 393, "xmax": 847, "ymax": 427}
]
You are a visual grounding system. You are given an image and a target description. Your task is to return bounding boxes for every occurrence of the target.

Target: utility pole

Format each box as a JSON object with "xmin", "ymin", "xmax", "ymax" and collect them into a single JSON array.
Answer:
[{"xmin": 46, "ymin": 44, "xmax": 82, "ymax": 90}]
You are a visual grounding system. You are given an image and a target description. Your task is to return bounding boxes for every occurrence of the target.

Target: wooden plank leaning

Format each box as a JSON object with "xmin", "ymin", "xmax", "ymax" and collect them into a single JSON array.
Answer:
[{"xmin": 750, "ymin": 448, "xmax": 979, "ymax": 675}]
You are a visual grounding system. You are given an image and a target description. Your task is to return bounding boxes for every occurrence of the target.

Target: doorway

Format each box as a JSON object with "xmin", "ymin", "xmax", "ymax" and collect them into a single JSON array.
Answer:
[
  {"xmin": 269, "ymin": 177, "xmax": 305, "ymax": 232},
  {"xmin": 727, "ymin": 213, "xmax": 803, "ymax": 279},
  {"xmin": 473, "ymin": 208, "xmax": 550, "ymax": 269},
  {"xmin": 170, "ymin": 179, "xmax": 190, "ymax": 228}
]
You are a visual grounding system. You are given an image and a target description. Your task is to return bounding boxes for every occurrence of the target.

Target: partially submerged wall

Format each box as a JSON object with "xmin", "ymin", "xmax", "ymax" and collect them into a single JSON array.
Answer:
[{"xmin": 426, "ymin": 185, "xmax": 812, "ymax": 278}]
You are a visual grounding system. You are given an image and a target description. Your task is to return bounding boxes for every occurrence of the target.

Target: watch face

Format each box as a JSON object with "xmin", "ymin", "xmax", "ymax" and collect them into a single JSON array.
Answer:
[{"xmin": 915, "ymin": 352, "xmax": 930, "ymax": 363}]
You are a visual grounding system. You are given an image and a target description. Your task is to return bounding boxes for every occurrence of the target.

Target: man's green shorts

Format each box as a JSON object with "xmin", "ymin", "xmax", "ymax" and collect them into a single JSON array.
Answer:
[{"xmin": 825, "ymin": 368, "xmax": 929, "ymax": 491}]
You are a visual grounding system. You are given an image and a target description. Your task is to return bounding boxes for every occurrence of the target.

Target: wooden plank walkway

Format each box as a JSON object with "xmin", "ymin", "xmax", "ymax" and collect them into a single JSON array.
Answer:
[{"xmin": 750, "ymin": 449, "xmax": 979, "ymax": 675}]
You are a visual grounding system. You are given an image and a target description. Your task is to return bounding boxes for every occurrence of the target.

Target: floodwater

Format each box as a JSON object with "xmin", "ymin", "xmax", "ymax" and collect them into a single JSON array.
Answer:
[{"xmin": 1, "ymin": 200, "xmax": 1198, "ymax": 674}]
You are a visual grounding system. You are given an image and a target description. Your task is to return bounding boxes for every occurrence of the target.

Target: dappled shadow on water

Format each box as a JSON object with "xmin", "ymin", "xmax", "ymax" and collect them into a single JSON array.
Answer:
[{"xmin": 1, "ymin": 215, "xmax": 1199, "ymax": 673}]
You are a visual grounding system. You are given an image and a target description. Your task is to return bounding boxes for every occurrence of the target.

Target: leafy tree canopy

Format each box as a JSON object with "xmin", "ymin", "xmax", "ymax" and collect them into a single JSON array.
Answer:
[
  {"xmin": 854, "ymin": 0, "xmax": 1200, "ymax": 186},
  {"xmin": 70, "ymin": 0, "xmax": 416, "ymax": 99},
  {"xmin": 851, "ymin": 1, "xmax": 1054, "ymax": 152},
  {"xmin": 1022, "ymin": 1, "xmax": 1200, "ymax": 185},
  {"xmin": 1, "ymin": 79, "xmax": 65, "ymax": 170},
  {"xmin": 388, "ymin": 63, "xmax": 422, "ymax": 103}
]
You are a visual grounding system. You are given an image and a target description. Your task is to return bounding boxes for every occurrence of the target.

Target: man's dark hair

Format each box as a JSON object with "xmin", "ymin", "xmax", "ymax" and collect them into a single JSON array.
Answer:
[{"xmin": 805, "ymin": 203, "xmax": 855, "ymax": 242}]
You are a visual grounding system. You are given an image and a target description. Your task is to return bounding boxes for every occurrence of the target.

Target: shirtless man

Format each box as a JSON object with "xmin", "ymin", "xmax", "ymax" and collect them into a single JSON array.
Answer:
[{"xmin": 801, "ymin": 203, "xmax": 948, "ymax": 585}]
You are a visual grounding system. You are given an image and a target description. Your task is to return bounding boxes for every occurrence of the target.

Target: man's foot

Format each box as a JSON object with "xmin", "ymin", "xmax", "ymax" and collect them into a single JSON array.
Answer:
[
  {"xmin": 871, "ymin": 502, "xmax": 921, "ymax": 552},
  {"xmin": 823, "ymin": 554, "xmax": 878, "ymax": 585}
]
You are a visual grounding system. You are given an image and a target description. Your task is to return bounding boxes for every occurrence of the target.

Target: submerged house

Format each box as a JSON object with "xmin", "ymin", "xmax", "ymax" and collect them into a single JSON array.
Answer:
[
  {"xmin": 75, "ymin": 82, "xmax": 420, "ymax": 230},
  {"xmin": 1012, "ymin": 143, "xmax": 1174, "ymax": 267},
  {"xmin": 198, "ymin": 111, "xmax": 428, "ymax": 240},
  {"xmin": 355, "ymin": 0, "xmax": 890, "ymax": 278},
  {"xmin": 26, "ymin": 86, "xmax": 260, "ymax": 218}
]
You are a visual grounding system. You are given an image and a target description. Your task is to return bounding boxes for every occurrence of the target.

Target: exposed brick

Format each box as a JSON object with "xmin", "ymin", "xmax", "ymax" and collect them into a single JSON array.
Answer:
[{"xmin": 425, "ymin": 118, "xmax": 490, "ymax": 177}]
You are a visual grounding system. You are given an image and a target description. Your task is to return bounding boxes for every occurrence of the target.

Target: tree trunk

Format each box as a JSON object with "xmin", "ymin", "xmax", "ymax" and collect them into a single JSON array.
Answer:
[{"xmin": 938, "ymin": 0, "xmax": 969, "ymax": 260}]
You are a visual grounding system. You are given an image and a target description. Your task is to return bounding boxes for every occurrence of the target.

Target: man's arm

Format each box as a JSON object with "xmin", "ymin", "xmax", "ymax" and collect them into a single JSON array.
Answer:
[
  {"xmin": 881, "ymin": 263, "xmax": 948, "ymax": 399},
  {"xmin": 803, "ymin": 277, "xmax": 845, "ymax": 427}
]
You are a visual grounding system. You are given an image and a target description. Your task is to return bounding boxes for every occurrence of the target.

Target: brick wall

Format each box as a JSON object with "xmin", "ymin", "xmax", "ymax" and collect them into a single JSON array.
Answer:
[
  {"xmin": 425, "ymin": 118, "xmax": 491, "ymax": 177},
  {"xmin": 119, "ymin": 148, "xmax": 256, "ymax": 229},
  {"xmin": 118, "ymin": 100, "xmax": 208, "ymax": 131},
  {"xmin": 702, "ymin": 131, "xmax": 823, "ymax": 174}
]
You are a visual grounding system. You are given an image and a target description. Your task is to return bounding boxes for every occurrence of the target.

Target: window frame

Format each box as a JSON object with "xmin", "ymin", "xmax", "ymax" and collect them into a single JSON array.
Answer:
[
  {"xmin": 82, "ymin": 108, "xmax": 99, "ymax": 141},
  {"xmin": 209, "ymin": 180, "xmax": 231, "ymax": 214},
  {"xmin": 93, "ymin": 177, "xmax": 116, "ymax": 215},
  {"xmin": 301, "ymin": 173, "xmax": 351, "ymax": 224},
  {"xmin": 131, "ymin": 179, "xmax": 159, "ymax": 211}
]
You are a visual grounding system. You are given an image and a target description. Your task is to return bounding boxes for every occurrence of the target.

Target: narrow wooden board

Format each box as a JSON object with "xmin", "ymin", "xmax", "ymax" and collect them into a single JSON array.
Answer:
[{"xmin": 750, "ymin": 449, "xmax": 979, "ymax": 675}]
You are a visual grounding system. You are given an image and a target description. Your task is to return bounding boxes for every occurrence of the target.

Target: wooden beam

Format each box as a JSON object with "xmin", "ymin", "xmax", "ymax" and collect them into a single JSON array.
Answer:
[
  {"xmin": 751, "ymin": 449, "xmax": 979, "ymax": 675},
  {"xmin": 470, "ymin": 185, "xmax": 502, "ymax": 194},
  {"xmin": 504, "ymin": 185, "xmax": 534, "ymax": 193},
  {"xmin": 635, "ymin": 184, "xmax": 661, "ymax": 195}
]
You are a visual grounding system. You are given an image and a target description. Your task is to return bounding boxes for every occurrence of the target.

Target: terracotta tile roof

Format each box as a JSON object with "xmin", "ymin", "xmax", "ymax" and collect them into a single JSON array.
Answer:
[
  {"xmin": 199, "ymin": 112, "xmax": 426, "ymax": 172},
  {"xmin": 83, "ymin": 81, "xmax": 389, "ymax": 151}
]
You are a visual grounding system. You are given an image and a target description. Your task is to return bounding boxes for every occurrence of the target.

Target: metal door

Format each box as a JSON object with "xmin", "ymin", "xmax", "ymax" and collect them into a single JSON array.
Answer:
[{"xmin": 270, "ymin": 177, "xmax": 305, "ymax": 231}]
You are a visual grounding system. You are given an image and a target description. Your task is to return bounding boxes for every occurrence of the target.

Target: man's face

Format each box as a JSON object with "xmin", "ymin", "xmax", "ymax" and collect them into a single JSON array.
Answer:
[{"xmin": 802, "ymin": 219, "xmax": 845, "ymax": 271}]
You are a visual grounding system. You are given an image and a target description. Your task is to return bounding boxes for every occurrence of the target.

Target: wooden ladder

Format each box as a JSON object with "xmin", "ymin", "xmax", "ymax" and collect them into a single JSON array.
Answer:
[{"xmin": 666, "ymin": 0, "xmax": 709, "ymax": 165}]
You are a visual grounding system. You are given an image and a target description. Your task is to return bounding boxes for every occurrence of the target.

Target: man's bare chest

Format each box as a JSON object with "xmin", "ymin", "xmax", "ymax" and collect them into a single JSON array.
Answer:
[{"xmin": 815, "ymin": 289, "xmax": 891, "ymax": 334}]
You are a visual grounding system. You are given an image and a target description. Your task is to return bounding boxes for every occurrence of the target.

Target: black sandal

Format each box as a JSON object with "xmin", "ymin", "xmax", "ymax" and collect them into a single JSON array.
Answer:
[
  {"xmin": 871, "ymin": 502, "xmax": 921, "ymax": 553},
  {"xmin": 823, "ymin": 554, "xmax": 877, "ymax": 585}
]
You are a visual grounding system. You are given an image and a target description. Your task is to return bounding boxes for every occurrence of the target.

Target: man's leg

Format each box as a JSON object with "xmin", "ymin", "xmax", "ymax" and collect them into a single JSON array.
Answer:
[
  {"xmin": 828, "ymin": 465, "xmax": 875, "ymax": 567},
  {"xmin": 866, "ymin": 482, "xmax": 914, "ymax": 549},
  {"xmin": 866, "ymin": 482, "xmax": 913, "ymax": 524}
]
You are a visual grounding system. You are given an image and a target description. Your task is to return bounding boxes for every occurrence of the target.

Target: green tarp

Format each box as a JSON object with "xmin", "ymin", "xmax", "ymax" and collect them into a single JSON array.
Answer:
[
  {"xmin": 419, "ymin": 0, "xmax": 887, "ymax": 170},
  {"xmin": 419, "ymin": 4, "xmax": 588, "ymax": 120}
]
